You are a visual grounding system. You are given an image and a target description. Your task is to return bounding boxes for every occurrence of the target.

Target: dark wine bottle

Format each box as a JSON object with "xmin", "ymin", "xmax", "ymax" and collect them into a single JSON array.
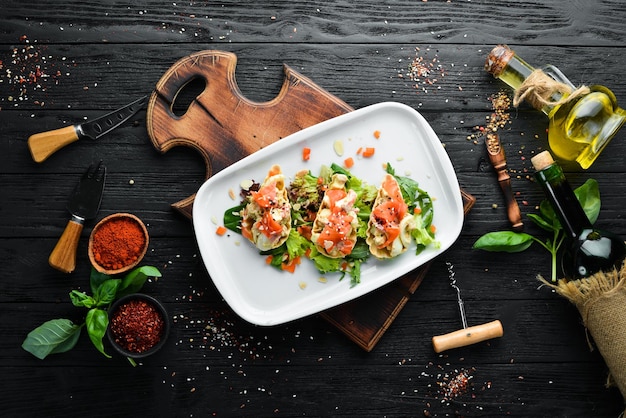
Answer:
[{"xmin": 531, "ymin": 151, "xmax": 626, "ymax": 280}]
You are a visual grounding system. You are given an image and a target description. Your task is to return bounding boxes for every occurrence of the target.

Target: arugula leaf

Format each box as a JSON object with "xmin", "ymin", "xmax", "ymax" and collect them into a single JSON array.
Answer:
[
  {"xmin": 86, "ymin": 309, "xmax": 111, "ymax": 358},
  {"xmin": 21, "ymin": 319, "xmax": 82, "ymax": 360}
]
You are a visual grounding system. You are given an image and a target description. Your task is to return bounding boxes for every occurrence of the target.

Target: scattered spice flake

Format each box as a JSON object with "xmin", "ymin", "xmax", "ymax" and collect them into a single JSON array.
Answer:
[
  {"xmin": 2, "ymin": 35, "xmax": 70, "ymax": 108},
  {"xmin": 406, "ymin": 47, "xmax": 447, "ymax": 95},
  {"xmin": 438, "ymin": 367, "xmax": 473, "ymax": 400},
  {"xmin": 469, "ymin": 91, "xmax": 512, "ymax": 144},
  {"xmin": 416, "ymin": 363, "xmax": 493, "ymax": 415}
]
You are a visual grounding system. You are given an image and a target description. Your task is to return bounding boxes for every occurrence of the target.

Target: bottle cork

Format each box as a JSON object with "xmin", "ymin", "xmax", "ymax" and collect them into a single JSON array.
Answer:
[
  {"xmin": 531, "ymin": 150, "xmax": 555, "ymax": 171},
  {"xmin": 484, "ymin": 44, "xmax": 514, "ymax": 77}
]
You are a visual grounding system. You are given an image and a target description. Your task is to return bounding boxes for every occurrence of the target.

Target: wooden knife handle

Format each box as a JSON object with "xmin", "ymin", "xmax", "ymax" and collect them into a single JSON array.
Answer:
[
  {"xmin": 49, "ymin": 218, "xmax": 84, "ymax": 273},
  {"xmin": 28, "ymin": 125, "xmax": 80, "ymax": 163},
  {"xmin": 432, "ymin": 320, "xmax": 503, "ymax": 353}
]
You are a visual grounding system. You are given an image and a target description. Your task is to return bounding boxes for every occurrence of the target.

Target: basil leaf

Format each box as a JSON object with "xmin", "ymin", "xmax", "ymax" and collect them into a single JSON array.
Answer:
[
  {"xmin": 117, "ymin": 265, "xmax": 162, "ymax": 298},
  {"xmin": 22, "ymin": 319, "xmax": 82, "ymax": 360},
  {"xmin": 90, "ymin": 268, "xmax": 112, "ymax": 295},
  {"xmin": 473, "ymin": 231, "xmax": 535, "ymax": 253},
  {"xmin": 69, "ymin": 290, "xmax": 96, "ymax": 308},
  {"xmin": 223, "ymin": 203, "xmax": 245, "ymax": 233},
  {"xmin": 94, "ymin": 279, "xmax": 121, "ymax": 307},
  {"xmin": 575, "ymin": 178, "xmax": 600, "ymax": 225},
  {"xmin": 85, "ymin": 309, "xmax": 111, "ymax": 358},
  {"xmin": 527, "ymin": 213, "xmax": 557, "ymax": 232},
  {"xmin": 539, "ymin": 200, "xmax": 560, "ymax": 228}
]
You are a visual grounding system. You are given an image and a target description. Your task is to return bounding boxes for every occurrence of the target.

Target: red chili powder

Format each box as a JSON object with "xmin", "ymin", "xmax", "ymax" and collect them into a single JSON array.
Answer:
[
  {"xmin": 110, "ymin": 299, "xmax": 164, "ymax": 353},
  {"xmin": 92, "ymin": 217, "xmax": 146, "ymax": 270}
]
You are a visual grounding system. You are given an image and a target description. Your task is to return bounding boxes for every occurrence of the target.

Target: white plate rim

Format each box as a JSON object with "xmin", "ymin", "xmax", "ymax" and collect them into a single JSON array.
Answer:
[{"xmin": 192, "ymin": 101, "xmax": 464, "ymax": 326}]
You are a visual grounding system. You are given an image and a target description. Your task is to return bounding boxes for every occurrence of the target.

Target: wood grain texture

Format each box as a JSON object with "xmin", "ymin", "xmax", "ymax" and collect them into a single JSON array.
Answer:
[
  {"xmin": 2, "ymin": 1, "xmax": 626, "ymax": 417},
  {"xmin": 146, "ymin": 49, "xmax": 352, "ymax": 216}
]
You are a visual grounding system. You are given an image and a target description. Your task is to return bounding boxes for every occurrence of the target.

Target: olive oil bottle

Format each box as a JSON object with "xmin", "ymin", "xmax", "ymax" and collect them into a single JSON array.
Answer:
[
  {"xmin": 531, "ymin": 150, "xmax": 626, "ymax": 280},
  {"xmin": 486, "ymin": 45, "xmax": 626, "ymax": 169}
]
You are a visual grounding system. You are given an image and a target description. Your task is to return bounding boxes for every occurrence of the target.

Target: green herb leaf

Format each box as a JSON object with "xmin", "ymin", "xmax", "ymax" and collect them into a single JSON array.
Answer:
[
  {"xmin": 22, "ymin": 319, "xmax": 82, "ymax": 360},
  {"xmin": 538, "ymin": 200, "xmax": 560, "ymax": 230},
  {"xmin": 90, "ymin": 268, "xmax": 111, "ymax": 295},
  {"xmin": 94, "ymin": 279, "xmax": 121, "ymax": 307},
  {"xmin": 117, "ymin": 265, "xmax": 162, "ymax": 298},
  {"xmin": 85, "ymin": 308, "xmax": 111, "ymax": 358},
  {"xmin": 473, "ymin": 231, "xmax": 535, "ymax": 253},
  {"xmin": 224, "ymin": 203, "xmax": 246, "ymax": 233},
  {"xmin": 575, "ymin": 178, "xmax": 600, "ymax": 224},
  {"xmin": 69, "ymin": 290, "xmax": 96, "ymax": 308},
  {"xmin": 527, "ymin": 213, "xmax": 556, "ymax": 232}
]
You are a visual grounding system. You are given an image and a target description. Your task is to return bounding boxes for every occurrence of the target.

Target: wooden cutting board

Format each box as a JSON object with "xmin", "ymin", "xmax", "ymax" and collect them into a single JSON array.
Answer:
[{"xmin": 146, "ymin": 50, "xmax": 475, "ymax": 351}]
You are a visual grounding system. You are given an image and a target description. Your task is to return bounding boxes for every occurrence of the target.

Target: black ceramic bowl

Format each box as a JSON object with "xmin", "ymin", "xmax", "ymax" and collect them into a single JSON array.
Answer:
[{"xmin": 107, "ymin": 293, "xmax": 170, "ymax": 359}]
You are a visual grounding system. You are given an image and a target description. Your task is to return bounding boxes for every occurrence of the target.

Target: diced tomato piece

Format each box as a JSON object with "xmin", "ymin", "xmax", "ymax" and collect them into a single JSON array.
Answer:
[{"xmin": 281, "ymin": 256, "xmax": 301, "ymax": 273}]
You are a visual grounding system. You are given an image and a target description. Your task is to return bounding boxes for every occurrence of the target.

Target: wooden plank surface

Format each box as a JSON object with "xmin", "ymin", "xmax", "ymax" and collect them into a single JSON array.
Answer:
[{"xmin": 2, "ymin": 1, "xmax": 626, "ymax": 417}]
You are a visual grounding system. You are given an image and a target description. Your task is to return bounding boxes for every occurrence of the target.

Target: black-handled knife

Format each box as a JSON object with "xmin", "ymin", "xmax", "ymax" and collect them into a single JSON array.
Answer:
[{"xmin": 28, "ymin": 95, "xmax": 148, "ymax": 163}]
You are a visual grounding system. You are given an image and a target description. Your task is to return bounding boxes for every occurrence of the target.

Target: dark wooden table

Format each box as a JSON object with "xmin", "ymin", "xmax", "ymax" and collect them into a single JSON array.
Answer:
[{"xmin": 2, "ymin": 1, "xmax": 626, "ymax": 416}]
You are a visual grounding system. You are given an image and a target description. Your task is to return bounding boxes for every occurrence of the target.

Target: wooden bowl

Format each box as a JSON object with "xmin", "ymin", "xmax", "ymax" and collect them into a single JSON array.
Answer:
[{"xmin": 88, "ymin": 213, "xmax": 149, "ymax": 275}]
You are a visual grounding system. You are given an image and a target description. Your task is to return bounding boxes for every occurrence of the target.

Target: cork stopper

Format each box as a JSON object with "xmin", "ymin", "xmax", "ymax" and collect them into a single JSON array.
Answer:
[
  {"xmin": 484, "ymin": 44, "xmax": 514, "ymax": 77},
  {"xmin": 531, "ymin": 150, "xmax": 555, "ymax": 171}
]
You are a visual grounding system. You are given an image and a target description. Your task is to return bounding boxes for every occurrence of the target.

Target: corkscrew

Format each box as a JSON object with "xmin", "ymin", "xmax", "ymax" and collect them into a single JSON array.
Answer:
[
  {"xmin": 485, "ymin": 132, "xmax": 524, "ymax": 232},
  {"xmin": 431, "ymin": 262, "xmax": 504, "ymax": 353}
]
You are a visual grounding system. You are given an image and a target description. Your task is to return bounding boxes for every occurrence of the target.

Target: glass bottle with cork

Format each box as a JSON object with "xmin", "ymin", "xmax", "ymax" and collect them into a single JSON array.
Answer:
[
  {"xmin": 486, "ymin": 45, "xmax": 626, "ymax": 169},
  {"xmin": 531, "ymin": 150, "xmax": 626, "ymax": 280}
]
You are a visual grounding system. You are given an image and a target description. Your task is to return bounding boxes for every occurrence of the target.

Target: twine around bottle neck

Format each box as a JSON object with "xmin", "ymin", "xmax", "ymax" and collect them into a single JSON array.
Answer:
[{"xmin": 513, "ymin": 69, "xmax": 591, "ymax": 110}]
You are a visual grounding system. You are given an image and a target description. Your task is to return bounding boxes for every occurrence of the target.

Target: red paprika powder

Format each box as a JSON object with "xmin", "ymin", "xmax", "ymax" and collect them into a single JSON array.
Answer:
[
  {"xmin": 109, "ymin": 299, "xmax": 164, "ymax": 353},
  {"xmin": 92, "ymin": 216, "xmax": 146, "ymax": 271}
]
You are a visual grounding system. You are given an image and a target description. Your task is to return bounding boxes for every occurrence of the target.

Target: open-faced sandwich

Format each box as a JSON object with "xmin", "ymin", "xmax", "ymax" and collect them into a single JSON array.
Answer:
[
  {"xmin": 240, "ymin": 165, "xmax": 292, "ymax": 251},
  {"xmin": 310, "ymin": 173, "xmax": 360, "ymax": 258},
  {"xmin": 366, "ymin": 174, "xmax": 417, "ymax": 258}
]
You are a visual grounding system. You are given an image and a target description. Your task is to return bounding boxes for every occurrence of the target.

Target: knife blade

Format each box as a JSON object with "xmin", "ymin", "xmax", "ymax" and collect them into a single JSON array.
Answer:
[
  {"xmin": 49, "ymin": 161, "xmax": 106, "ymax": 273},
  {"xmin": 28, "ymin": 95, "xmax": 148, "ymax": 163}
]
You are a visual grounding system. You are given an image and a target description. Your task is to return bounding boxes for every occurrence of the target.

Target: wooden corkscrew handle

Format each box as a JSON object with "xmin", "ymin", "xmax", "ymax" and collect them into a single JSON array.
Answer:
[{"xmin": 432, "ymin": 320, "xmax": 504, "ymax": 353}]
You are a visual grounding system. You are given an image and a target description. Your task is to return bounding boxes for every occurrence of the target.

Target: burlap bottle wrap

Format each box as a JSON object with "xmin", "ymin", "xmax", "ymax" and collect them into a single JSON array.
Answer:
[{"xmin": 545, "ymin": 262, "xmax": 626, "ymax": 400}]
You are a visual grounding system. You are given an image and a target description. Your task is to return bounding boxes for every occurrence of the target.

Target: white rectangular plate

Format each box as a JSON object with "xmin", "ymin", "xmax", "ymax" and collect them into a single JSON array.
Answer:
[{"xmin": 193, "ymin": 102, "xmax": 463, "ymax": 326}]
